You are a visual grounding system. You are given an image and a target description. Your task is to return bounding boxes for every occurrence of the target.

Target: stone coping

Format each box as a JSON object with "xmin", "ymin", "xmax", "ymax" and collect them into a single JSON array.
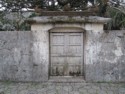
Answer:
[
  {"xmin": 36, "ymin": 11, "xmax": 97, "ymax": 16},
  {"xmin": 26, "ymin": 16, "xmax": 111, "ymax": 24}
]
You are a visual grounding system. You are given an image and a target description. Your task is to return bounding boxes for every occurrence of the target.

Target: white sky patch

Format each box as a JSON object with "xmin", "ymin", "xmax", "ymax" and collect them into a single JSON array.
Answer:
[
  {"xmin": 49, "ymin": 1, "xmax": 52, "ymax": 6},
  {"xmin": 21, "ymin": 8, "xmax": 34, "ymax": 11},
  {"xmin": 22, "ymin": 8, "xmax": 28, "ymax": 11},
  {"xmin": 55, "ymin": 2, "xmax": 58, "ymax": 6},
  {"xmin": 0, "ymin": 7, "xmax": 5, "ymax": 11},
  {"xmin": 87, "ymin": 1, "xmax": 92, "ymax": 7}
]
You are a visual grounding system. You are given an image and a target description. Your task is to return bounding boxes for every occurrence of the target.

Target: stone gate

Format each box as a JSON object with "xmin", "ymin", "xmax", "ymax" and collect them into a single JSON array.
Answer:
[{"xmin": 0, "ymin": 16, "xmax": 125, "ymax": 83}]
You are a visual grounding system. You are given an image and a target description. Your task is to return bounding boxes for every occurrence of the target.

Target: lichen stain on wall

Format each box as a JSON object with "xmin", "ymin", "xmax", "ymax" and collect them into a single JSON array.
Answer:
[{"xmin": 114, "ymin": 37, "xmax": 123, "ymax": 57}]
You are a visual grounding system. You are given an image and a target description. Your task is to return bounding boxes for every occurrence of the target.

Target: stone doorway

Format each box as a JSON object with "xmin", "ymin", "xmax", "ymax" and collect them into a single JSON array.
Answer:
[{"xmin": 50, "ymin": 32, "xmax": 84, "ymax": 78}]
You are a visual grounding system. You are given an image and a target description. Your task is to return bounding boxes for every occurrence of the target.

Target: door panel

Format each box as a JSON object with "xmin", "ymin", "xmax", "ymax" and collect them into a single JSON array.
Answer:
[
  {"xmin": 51, "ymin": 34, "xmax": 65, "ymax": 45},
  {"xmin": 51, "ymin": 46, "xmax": 64, "ymax": 54},
  {"xmin": 50, "ymin": 32, "xmax": 83, "ymax": 77},
  {"xmin": 68, "ymin": 46, "xmax": 82, "ymax": 55},
  {"xmin": 69, "ymin": 34, "xmax": 81, "ymax": 45}
]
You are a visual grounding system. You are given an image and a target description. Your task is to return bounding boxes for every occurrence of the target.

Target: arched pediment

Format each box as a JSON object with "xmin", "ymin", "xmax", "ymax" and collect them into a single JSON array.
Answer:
[{"xmin": 49, "ymin": 27, "xmax": 85, "ymax": 32}]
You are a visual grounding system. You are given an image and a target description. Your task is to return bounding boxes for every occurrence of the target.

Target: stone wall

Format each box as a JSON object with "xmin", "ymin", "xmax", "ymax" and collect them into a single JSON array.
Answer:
[
  {"xmin": 0, "ymin": 31, "xmax": 31, "ymax": 81},
  {"xmin": 0, "ymin": 31, "xmax": 48, "ymax": 82},
  {"xmin": 0, "ymin": 30, "xmax": 125, "ymax": 82},
  {"xmin": 85, "ymin": 30, "xmax": 125, "ymax": 82}
]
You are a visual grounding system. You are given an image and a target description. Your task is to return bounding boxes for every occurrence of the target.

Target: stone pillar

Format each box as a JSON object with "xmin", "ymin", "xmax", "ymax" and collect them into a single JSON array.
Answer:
[{"xmin": 30, "ymin": 24, "xmax": 53, "ymax": 81}]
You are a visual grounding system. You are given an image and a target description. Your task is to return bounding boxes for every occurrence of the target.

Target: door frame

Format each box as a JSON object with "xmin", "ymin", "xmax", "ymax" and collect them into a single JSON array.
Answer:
[{"xmin": 49, "ymin": 27, "xmax": 85, "ymax": 79}]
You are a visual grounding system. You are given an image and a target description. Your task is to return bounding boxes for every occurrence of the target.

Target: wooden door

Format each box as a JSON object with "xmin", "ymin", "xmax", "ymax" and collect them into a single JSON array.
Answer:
[{"xmin": 50, "ymin": 32, "xmax": 83, "ymax": 77}]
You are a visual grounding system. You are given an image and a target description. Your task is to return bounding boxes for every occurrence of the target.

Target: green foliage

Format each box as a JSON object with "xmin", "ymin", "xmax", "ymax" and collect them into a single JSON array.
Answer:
[
  {"xmin": 70, "ymin": 0, "xmax": 88, "ymax": 10},
  {"xmin": 106, "ymin": 6, "xmax": 125, "ymax": 30},
  {"xmin": 0, "ymin": 12, "xmax": 13, "ymax": 31},
  {"xmin": 0, "ymin": 0, "xmax": 96, "ymax": 11},
  {"xmin": 0, "ymin": 11, "xmax": 32, "ymax": 31},
  {"xmin": 0, "ymin": 0, "xmax": 44, "ymax": 11}
]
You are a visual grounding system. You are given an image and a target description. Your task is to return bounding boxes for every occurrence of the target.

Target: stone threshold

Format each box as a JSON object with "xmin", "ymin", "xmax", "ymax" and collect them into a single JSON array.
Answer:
[{"xmin": 49, "ymin": 76, "xmax": 85, "ymax": 83}]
